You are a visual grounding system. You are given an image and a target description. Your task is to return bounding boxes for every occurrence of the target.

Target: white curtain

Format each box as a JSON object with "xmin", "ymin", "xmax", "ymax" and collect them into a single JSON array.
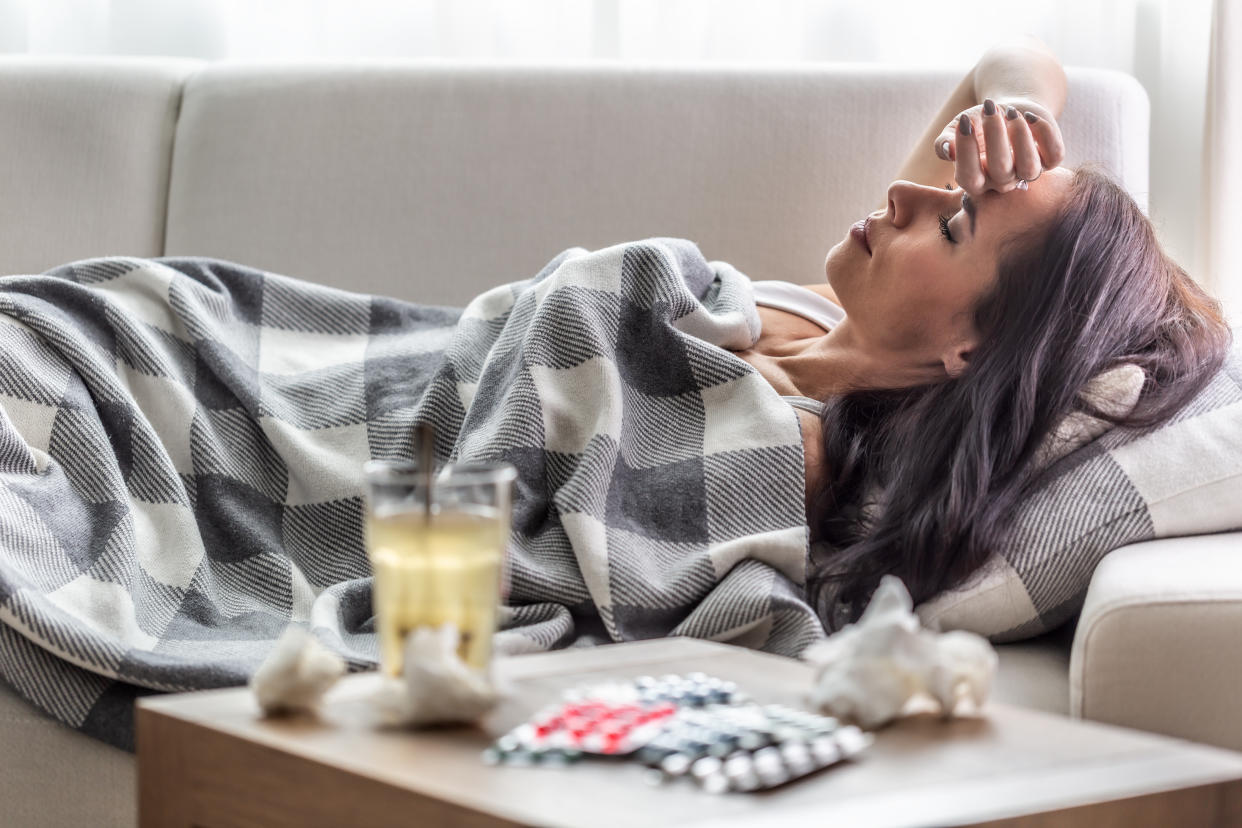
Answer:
[
  {"xmin": 0, "ymin": 0, "xmax": 1160, "ymax": 65},
  {"xmin": 0, "ymin": 0, "xmax": 1234, "ymax": 313},
  {"xmin": 1203, "ymin": 0, "xmax": 1241, "ymax": 322}
]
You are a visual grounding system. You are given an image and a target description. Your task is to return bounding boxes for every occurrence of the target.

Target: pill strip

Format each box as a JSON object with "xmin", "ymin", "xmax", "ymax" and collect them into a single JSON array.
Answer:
[{"xmin": 481, "ymin": 673, "xmax": 872, "ymax": 792}]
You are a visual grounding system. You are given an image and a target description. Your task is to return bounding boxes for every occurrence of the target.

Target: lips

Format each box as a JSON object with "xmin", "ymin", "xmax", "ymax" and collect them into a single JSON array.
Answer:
[{"xmin": 850, "ymin": 217, "xmax": 873, "ymax": 256}]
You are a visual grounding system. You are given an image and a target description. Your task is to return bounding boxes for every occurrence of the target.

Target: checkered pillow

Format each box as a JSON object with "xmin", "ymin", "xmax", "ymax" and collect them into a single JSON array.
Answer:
[{"xmin": 917, "ymin": 341, "xmax": 1242, "ymax": 641}]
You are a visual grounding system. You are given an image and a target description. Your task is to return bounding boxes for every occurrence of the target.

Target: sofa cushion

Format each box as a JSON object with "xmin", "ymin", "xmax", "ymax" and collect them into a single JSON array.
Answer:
[
  {"xmin": 0, "ymin": 680, "xmax": 135, "ymax": 828},
  {"xmin": 991, "ymin": 632, "xmax": 1073, "ymax": 716}
]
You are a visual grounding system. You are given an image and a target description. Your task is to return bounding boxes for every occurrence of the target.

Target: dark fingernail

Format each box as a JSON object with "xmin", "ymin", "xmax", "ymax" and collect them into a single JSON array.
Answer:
[
  {"xmin": 1024, "ymin": 111, "xmax": 1038, "ymax": 125},
  {"xmin": 1006, "ymin": 105, "xmax": 1019, "ymax": 120},
  {"xmin": 958, "ymin": 114, "xmax": 972, "ymax": 135},
  {"xmin": 983, "ymin": 98, "xmax": 996, "ymax": 116}
]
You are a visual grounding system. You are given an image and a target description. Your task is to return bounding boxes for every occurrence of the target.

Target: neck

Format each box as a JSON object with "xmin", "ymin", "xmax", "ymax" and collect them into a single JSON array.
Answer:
[{"xmin": 781, "ymin": 319, "xmax": 949, "ymax": 398}]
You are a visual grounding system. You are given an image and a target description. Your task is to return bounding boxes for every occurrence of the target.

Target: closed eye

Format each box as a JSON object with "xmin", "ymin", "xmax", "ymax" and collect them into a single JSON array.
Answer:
[{"xmin": 938, "ymin": 213, "xmax": 956, "ymax": 244}]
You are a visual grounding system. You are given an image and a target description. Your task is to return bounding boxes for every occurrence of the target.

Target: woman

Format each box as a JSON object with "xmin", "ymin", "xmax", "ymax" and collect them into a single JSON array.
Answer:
[{"xmin": 728, "ymin": 37, "xmax": 1232, "ymax": 625}]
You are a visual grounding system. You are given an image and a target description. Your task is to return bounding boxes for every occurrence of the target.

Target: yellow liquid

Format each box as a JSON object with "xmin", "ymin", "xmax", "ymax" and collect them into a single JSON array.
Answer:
[{"xmin": 366, "ymin": 508, "xmax": 506, "ymax": 677}]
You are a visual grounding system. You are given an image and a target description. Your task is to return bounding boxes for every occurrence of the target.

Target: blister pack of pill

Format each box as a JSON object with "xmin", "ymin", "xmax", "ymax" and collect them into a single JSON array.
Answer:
[
  {"xmin": 484, "ymin": 697, "xmax": 679, "ymax": 761},
  {"xmin": 635, "ymin": 703, "xmax": 872, "ymax": 793},
  {"xmin": 481, "ymin": 673, "xmax": 871, "ymax": 792}
]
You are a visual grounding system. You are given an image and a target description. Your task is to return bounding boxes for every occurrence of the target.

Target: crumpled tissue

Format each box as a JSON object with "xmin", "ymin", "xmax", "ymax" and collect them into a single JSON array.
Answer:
[
  {"xmin": 804, "ymin": 575, "xmax": 998, "ymax": 729},
  {"xmin": 250, "ymin": 626, "xmax": 347, "ymax": 716},
  {"xmin": 371, "ymin": 623, "xmax": 501, "ymax": 728}
]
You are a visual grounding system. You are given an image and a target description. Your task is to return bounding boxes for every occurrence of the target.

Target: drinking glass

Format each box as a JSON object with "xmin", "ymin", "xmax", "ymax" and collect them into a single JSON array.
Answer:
[{"xmin": 363, "ymin": 459, "xmax": 516, "ymax": 678}]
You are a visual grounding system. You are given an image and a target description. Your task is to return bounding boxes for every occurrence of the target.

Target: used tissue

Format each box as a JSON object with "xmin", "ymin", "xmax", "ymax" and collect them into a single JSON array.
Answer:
[{"xmin": 804, "ymin": 575, "xmax": 997, "ymax": 729}]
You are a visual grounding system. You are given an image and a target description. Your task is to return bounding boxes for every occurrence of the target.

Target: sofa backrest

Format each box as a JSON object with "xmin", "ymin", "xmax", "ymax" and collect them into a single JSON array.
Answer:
[
  {"xmin": 2, "ymin": 60, "xmax": 1149, "ymax": 306},
  {"xmin": 0, "ymin": 57, "xmax": 198, "ymax": 276}
]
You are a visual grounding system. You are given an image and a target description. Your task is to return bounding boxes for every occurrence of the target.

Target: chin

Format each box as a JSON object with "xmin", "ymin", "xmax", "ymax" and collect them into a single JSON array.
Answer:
[
  {"xmin": 823, "ymin": 243, "xmax": 858, "ymax": 314},
  {"xmin": 824, "ymin": 241, "xmax": 849, "ymax": 286}
]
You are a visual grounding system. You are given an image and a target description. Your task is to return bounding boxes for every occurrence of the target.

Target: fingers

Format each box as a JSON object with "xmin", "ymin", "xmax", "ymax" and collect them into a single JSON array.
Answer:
[
  {"xmin": 1009, "ymin": 106, "xmax": 1042, "ymax": 182},
  {"xmin": 980, "ymin": 98, "xmax": 1013, "ymax": 181},
  {"xmin": 942, "ymin": 101, "xmax": 1065, "ymax": 196},
  {"xmin": 1023, "ymin": 110, "xmax": 1066, "ymax": 169},
  {"xmin": 953, "ymin": 114, "xmax": 986, "ymax": 195},
  {"xmin": 934, "ymin": 126, "xmax": 956, "ymax": 162}
]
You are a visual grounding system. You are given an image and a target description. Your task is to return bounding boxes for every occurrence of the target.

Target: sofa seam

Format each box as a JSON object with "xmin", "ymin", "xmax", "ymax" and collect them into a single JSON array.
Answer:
[{"xmin": 156, "ymin": 64, "xmax": 206, "ymax": 257}]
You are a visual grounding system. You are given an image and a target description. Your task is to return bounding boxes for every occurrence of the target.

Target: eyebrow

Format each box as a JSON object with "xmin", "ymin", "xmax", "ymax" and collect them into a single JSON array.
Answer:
[{"xmin": 961, "ymin": 192, "xmax": 977, "ymax": 236}]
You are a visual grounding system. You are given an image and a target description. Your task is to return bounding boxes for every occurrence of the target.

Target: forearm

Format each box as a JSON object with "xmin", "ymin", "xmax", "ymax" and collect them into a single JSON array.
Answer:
[
  {"xmin": 972, "ymin": 37, "xmax": 1067, "ymax": 119},
  {"xmin": 888, "ymin": 37, "xmax": 1067, "ymax": 198}
]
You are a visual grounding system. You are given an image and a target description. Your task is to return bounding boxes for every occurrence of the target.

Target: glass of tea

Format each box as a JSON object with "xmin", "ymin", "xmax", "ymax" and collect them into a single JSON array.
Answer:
[{"xmin": 363, "ymin": 458, "xmax": 517, "ymax": 678}]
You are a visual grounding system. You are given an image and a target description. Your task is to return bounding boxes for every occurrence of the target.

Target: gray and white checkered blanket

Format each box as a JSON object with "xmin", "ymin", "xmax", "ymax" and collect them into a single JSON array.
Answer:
[{"xmin": 0, "ymin": 238, "xmax": 823, "ymax": 749}]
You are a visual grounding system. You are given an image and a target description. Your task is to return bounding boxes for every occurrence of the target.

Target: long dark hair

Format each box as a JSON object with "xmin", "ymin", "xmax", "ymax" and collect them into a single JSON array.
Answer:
[{"xmin": 807, "ymin": 164, "xmax": 1232, "ymax": 626}]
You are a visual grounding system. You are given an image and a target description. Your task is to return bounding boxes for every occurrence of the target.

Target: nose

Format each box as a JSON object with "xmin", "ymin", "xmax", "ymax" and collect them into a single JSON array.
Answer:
[{"xmin": 885, "ymin": 179, "xmax": 951, "ymax": 229}]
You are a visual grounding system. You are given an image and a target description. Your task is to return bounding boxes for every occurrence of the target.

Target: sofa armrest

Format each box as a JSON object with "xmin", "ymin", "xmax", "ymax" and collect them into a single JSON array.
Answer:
[{"xmin": 1070, "ymin": 531, "xmax": 1242, "ymax": 751}]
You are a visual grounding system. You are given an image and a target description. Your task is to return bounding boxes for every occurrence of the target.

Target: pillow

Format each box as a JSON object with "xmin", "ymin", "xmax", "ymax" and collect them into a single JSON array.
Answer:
[
  {"xmin": 915, "ymin": 342, "xmax": 1242, "ymax": 642},
  {"xmin": 1031, "ymin": 363, "xmax": 1145, "ymax": 467}
]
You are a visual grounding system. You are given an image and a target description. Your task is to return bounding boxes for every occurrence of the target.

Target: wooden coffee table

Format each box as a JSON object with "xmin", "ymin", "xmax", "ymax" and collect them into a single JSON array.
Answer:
[{"xmin": 136, "ymin": 637, "xmax": 1242, "ymax": 827}]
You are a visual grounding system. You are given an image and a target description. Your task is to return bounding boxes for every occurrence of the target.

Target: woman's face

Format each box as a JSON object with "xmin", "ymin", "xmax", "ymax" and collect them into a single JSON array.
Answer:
[{"xmin": 825, "ymin": 167, "xmax": 1073, "ymax": 376}]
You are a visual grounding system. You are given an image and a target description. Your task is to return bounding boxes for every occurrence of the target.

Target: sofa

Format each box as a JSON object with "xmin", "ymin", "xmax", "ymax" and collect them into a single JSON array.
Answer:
[{"xmin": 1, "ymin": 56, "xmax": 1238, "ymax": 828}]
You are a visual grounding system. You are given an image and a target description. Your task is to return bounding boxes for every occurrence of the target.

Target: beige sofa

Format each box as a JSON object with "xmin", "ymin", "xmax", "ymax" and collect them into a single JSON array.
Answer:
[{"xmin": 1, "ymin": 57, "xmax": 1238, "ymax": 827}]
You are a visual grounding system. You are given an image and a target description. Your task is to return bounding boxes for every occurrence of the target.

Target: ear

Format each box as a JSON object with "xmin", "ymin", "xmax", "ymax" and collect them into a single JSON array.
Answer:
[{"xmin": 942, "ymin": 342, "xmax": 974, "ymax": 378}]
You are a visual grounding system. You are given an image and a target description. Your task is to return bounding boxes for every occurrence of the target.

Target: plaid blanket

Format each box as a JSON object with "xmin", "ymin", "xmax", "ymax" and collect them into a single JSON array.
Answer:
[{"xmin": 0, "ymin": 239, "xmax": 822, "ymax": 749}]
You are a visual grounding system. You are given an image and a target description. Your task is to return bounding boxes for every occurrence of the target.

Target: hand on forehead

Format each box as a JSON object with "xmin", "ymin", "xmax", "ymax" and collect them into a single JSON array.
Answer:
[{"xmin": 935, "ymin": 99, "xmax": 1067, "ymax": 199}]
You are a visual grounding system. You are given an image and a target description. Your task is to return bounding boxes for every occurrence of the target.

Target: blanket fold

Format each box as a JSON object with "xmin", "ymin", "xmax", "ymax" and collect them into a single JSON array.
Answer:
[{"xmin": 0, "ymin": 238, "xmax": 823, "ymax": 749}]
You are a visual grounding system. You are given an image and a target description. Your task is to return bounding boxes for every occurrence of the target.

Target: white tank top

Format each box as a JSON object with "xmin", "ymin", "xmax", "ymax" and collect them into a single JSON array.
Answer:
[
  {"xmin": 749, "ymin": 279, "xmax": 843, "ymax": 418},
  {"xmin": 750, "ymin": 280, "xmax": 845, "ymax": 332}
]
